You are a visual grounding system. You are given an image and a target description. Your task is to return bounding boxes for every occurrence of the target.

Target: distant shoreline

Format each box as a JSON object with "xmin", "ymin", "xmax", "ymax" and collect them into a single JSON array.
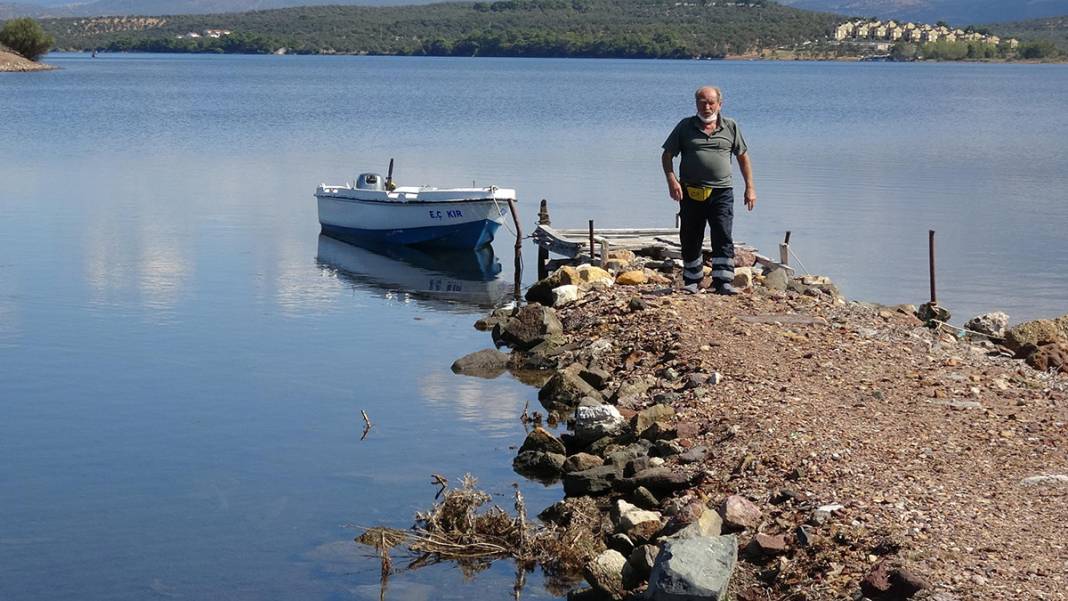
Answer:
[
  {"xmin": 47, "ymin": 49, "xmax": 1067, "ymax": 64},
  {"xmin": 0, "ymin": 48, "xmax": 56, "ymax": 72}
]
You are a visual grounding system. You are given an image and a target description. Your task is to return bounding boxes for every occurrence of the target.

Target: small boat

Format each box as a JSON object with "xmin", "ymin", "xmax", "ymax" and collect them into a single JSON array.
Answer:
[{"xmin": 315, "ymin": 163, "xmax": 516, "ymax": 249}]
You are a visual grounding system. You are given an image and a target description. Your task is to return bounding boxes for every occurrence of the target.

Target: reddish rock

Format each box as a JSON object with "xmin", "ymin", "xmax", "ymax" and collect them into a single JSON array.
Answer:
[
  {"xmin": 1025, "ymin": 342, "xmax": 1068, "ymax": 374},
  {"xmin": 861, "ymin": 560, "xmax": 892, "ymax": 596},
  {"xmin": 675, "ymin": 422, "xmax": 700, "ymax": 438},
  {"xmin": 734, "ymin": 249, "xmax": 757, "ymax": 268},
  {"xmin": 747, "ymin": 533, "xmax": 788, "ymax": 556},
  {"xmin": 721, "ymin": 495, "xmax": 762, "ymax": 531}
]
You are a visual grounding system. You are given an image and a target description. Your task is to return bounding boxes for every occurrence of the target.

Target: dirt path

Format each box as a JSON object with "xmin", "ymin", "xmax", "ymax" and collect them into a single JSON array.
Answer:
[{"xmin": 551, "ymin": 283, "xmax": 1067, "ymax": 599}]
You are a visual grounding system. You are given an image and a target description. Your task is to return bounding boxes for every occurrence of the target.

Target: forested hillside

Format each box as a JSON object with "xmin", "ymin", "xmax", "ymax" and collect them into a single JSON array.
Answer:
[
  {"xmin": 41, "ymin": 0, "xmax": 841, "ymax": 58},
  {"xmin": 990, "ymin": 15, "xmax": 1068, "ymax": 52}
]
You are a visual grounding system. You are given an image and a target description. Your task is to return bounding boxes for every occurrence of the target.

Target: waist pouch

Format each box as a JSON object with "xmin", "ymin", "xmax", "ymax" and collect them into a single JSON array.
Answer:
[{"xmin": 684, "ymin": 184, "xmax": 713, "ymax": 202}]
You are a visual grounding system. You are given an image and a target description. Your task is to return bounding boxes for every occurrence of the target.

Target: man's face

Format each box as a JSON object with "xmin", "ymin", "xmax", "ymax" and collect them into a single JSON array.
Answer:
[{"xmin": 695, "ymin": 91, "xmax": 721, "ymax": 119}]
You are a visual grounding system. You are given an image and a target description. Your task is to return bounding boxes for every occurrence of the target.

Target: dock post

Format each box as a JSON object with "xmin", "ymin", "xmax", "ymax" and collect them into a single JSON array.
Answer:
[
  {"xmin": 508, "ymin": 198, "xmax": 523, "ymax": 306},
  {"xmin": 537, "ymin": 199, "xmax": 550, "ymax": 281},
  {"xmin": 779, "ymin": 231, "xmax": 791, "ymax": 266},
  {"xmin": 588, "ymin": 220, "xmax": 596, "ymax": 265},
  {"xmin": 929, "ymin": 230, "xmax": 937, "ymax": 304}
]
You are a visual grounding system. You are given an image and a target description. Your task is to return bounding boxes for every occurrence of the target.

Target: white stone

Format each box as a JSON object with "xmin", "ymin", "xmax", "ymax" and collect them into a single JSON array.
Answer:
[
  {"xmin": 964, "ymin": 312, "xmax": 1009, "ymax": 338},
  {"xmin": 732, "ymin": 267, "xmax": 753, "ymax": 289},
  {"xmin": 550, "ymin": 284, "xmax": 581, "ymax": 307},
  {"xmin": 575, "ymin": 404, "xmax": 625, "ymax": 443},
  {"xmin": 616, "ymin": 500, "xmax": 662, "ymax": 531}
]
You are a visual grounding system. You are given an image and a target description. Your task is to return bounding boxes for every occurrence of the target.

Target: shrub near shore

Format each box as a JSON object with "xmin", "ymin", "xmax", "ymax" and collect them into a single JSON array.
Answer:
[{"xmin": 372, "ymin": 254, "xmax": 1068, "ymax": 600}]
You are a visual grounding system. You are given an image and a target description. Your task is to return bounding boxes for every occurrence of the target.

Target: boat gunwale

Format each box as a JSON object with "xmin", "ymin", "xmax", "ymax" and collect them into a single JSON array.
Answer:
[{"xmin": 315, "ymin": 194, "xmax": 517, "ymax": 206}]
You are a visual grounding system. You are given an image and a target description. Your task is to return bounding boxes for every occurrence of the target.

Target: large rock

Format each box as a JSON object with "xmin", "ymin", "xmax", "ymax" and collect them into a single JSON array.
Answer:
[
  {"xmin": 539, "ymin": 365, "xmax": 605, "ymax": 411},
  {"xmin": 607, "ymin": 249, "xmax": 637, "ymax": 263},
  {"xmin": 618, "ymin": 467, "xmax": 694, "ymax": 494},
  {"xmin": 575, "ymin": 404, "xmax": 626, "ymax": 444},
  {"xmin": 1004, "ymin": 316, "xmax": 1068, "ymax": 351},
  {"xmin": 519, "ymin": 426, "xmax": 567, "ymax": 455},
  {"xmin": 633, "ymin": 404, "xmax": 676, "ymax": 434},
  {"xmin": 576, "ymin": 265, "xmax": 614, "ymax": 285},
  {"xmin": 563, "ymin": 464, "xmax": 622, "ymax": 496},
  {"xmin": 721, "ymin": 495, "xmax": 762, "ymax": 531},
  {"xmin": 512, "ymin": 450, "xmax": 565, "ymax": 475},
  {"xmin": 584, "ymin": 549, "xmax": 627, "ymax": 599},
  {"xmin": 563, "ymin": 452, "xmax": 604, "ymax": 473},
  {"xmin": 616, "ymin": 271, "xmax": 648, "ymax": 286},
  {"xmin": 917, "ymin": 302, "xmax": 950, "ymax": 324},
  {"xmin": 1024, "ymin": 342, "xmax": 1068, "ymax": 374},
  {"xmin": 450, "ymin": 348, "xmax": 510, "ymax": 378},
  {"xmin": 647, "ymin": 535, "xmax": 737, "ymax": 601},
  {"xmin": 663, "ymin": 501, "xmax": 723, "ymax": 540},
  {"xmin": 964, "ymin": 312, "xmax": 1009, "ymax": 338},
  {"xmin": 526, "ymin": 266, "xmax": 580, "ymax": 306},
  {"xmin": 732, "ymin": 267, "xmax": 753, "ymax": 289},
  {"xmin": 733, "ymin": 248, "xmax": 756, "ymax": 268},
  {"xmin": 764, "ymin": 268, "xmax": 789, "ymax": 292},
  {"xmin": 615, "ymin": 500, "xmax": 663, "ymax": 532},
  {"xmin": 492, "ymin": 304, "xmax": 563, "ymax": 350},
  {"xmin": 551, "ymin": 284, "xmax": 581, "ymax": 307}
]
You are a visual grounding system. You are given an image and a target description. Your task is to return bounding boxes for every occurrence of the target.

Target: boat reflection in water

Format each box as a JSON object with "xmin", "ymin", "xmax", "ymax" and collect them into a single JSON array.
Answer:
[{"xmin": 316, "ymin": 234, "xmax": 515, "ymax": 311}]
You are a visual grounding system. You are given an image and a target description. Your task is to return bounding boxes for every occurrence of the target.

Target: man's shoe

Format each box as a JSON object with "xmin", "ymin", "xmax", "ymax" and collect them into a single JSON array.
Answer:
[
  {"xmin": 713, "ymin": 283, "xmax": 740, "ymax": 296},
  {"xmin": 681, "ymin": 283, "xmax": 702, "ymax": 295}
]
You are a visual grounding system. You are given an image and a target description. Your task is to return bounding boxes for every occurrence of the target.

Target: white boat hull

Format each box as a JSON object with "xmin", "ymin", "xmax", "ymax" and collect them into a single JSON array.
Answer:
[{"xmin": 315, "ymin": 185, "xmax": 515, "ymax": 249}]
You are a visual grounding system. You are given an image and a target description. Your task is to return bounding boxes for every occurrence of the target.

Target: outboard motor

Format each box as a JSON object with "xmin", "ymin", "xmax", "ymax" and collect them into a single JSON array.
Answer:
[{"xmin": 356, "ymin": 173, "xmax": 385, "ymax": 191}]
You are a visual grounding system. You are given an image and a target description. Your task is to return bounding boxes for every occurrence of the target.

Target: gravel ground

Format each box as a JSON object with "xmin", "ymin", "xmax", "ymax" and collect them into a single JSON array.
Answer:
[{"xmin": 550, "ymin": 280, "xmax": 1067, "ymax": 600}]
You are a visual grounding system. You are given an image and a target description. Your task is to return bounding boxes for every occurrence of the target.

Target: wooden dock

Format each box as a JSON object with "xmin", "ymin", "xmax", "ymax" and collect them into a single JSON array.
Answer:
[{"xmin": 532, "ymin": 223, "xmax": 792, "ymax": 275}]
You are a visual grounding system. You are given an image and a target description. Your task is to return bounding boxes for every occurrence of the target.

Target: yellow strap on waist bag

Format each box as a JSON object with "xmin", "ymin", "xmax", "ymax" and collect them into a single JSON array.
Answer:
[{"xmin": 685, "ymin": 185, "xmax": 713, "ymax": 202}]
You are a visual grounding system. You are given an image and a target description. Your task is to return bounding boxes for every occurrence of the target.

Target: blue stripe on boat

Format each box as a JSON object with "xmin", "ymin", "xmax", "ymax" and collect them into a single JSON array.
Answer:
[{"xmin": 321, "ymin": 219, "xmax": 501, "ymax": 249}]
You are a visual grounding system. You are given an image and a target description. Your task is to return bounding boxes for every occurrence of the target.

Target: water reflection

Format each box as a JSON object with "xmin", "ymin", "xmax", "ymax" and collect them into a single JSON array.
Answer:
[{"xmin": 316, "ymin": 234, "xmax": 513, "ymax": 311}]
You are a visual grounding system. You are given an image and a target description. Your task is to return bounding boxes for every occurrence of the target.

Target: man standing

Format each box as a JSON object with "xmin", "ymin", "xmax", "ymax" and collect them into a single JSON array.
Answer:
[{"xmin": 661, "ymin": 86, "xmax": 756, "ymax": 295}]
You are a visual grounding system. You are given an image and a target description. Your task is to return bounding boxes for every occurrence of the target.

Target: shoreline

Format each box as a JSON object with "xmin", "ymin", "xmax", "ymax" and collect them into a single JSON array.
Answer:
[
  {"xmin": 450, "ymin": 255, "xmax": 1068, "ymax": 599},
  {"xmin": 46, "ymin": 49, "xmax": 1068, "ymax": 64},
  {"xmin": 0, "ymin": 48, "xmax": 56, "ymax": 72}
]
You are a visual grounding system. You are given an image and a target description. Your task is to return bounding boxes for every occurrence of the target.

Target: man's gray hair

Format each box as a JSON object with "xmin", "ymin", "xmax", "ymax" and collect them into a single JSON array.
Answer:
[{"xmin": 694, "ymin": 86, "xmax": 723, "ymax": 103}]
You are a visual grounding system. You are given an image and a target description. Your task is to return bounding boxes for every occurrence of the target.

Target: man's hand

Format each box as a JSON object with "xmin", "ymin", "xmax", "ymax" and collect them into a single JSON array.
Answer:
[
  {"xmin": 744, "ymin": 188, "xmax": 756, "ymax": 211},
  {"xmin": 668, "ymin": 177, "xmax": 683, "ymax": 202}
]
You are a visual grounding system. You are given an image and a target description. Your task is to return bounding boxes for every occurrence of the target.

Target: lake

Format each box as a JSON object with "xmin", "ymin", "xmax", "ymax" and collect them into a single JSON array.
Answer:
[{"xmin": 1, "ymin": 53, "xmax": 1065, "ymax": 600}]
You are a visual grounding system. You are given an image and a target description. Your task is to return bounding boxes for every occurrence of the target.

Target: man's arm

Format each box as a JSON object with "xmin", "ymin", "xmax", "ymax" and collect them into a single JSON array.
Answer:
[
  {"xmin": 737, "ymin": 152, "xmax": 756, "ymax": 211},
  {"xmin": 661, "ymin": 150, "xmax": 682, "ymax": 202}
]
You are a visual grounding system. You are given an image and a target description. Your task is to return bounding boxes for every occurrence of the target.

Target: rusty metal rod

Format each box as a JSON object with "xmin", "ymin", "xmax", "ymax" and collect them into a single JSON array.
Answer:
[
  {"xmin": 508, "ymin": 198, "xmax": 523, "ymax": 306},
  {"xmin": 929, "ymin": 229, "xmax": 937, "ymax": 305},
  {"xmin": 589, "ymin": 220, "xmax": 595, "ymax": 264}
]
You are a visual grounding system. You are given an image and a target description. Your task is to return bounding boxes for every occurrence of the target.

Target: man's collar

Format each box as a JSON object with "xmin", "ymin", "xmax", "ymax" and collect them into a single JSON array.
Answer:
[{"xmin": 691, "ymin": 114, "xmax": 723, "ymax": 132}]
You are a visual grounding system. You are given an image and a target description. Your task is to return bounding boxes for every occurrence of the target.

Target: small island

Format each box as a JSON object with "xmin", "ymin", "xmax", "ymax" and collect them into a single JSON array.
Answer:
[{"xmin": 0, "ymin": 18, "xmax": 55, "ymax": 72}]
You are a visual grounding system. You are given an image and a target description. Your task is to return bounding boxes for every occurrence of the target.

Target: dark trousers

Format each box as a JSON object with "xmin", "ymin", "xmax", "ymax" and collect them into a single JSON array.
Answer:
[{"xmin": 679, "ymin": 187, "xmax": 734, "ymax": 286}]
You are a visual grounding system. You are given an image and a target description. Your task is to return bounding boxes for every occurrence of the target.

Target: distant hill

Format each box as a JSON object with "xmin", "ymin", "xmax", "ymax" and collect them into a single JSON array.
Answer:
[
  {"xmin": 41, "ymin": 0, "xmax": 842, "ymax": 58},
  {"xmin": 776, "ymin": 0, "xmax": 1068, "ymax": 26},
  {"xmin": 989, "ymin": 14, "xmax": 1068, "ymax": 51},
  {"xmin": 2, "ymin": 0, "xmax": 437, "ymax": 18}
]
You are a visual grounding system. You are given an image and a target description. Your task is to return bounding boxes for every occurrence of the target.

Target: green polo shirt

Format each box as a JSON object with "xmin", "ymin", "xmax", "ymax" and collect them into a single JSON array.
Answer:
[{"xmin": 662, "ymin": 115, "xmax": 748, "ymax": 188}]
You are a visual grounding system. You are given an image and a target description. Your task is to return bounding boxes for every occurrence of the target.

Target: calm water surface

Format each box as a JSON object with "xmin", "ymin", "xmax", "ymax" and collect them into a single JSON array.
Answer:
[{"xmin": 1, "ymin": 54, "xmax": 1066, "ymax": 600}]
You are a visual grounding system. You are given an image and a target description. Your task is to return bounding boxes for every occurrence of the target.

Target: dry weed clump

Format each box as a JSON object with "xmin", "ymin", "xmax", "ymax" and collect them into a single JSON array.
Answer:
[{"xmin": 355, "ymin": 474, "xmax": 606, "ymax": 586}]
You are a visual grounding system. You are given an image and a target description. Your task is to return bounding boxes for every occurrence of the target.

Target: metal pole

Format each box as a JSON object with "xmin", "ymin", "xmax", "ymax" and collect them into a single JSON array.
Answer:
[
  {"xmin": 929, "ymin": 230, "xmax": 937, "ymax": 304},
  {"xmin": 508, "ymin": 199, "xmax": 523, "ymax": 306},
  {"xmin": 784, "ymin": 231, "xmax": 792, "ymax": 245},
  {"xmin": 588, "ymin": 220, "xmax": 595, "ymax": 265},
  {"xmin": 537, "ymin": 199, "xmax": 550, "ymax": 281}
]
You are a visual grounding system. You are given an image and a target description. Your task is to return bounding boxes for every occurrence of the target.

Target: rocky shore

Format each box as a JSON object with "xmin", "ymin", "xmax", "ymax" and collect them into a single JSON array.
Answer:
[
  {"xmin": 0, "ymin": 46, "xmax": 55, "ymax": 72},
  {"xmin": 453, "ymin": 250, "xmax": 1068, "ymax": 600}
]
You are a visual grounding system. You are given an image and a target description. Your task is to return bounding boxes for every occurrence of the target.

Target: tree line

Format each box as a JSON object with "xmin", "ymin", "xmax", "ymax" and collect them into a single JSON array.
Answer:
[{"xmin": 39, "ymin": 0, "xmax": 839, "ymax": 58}]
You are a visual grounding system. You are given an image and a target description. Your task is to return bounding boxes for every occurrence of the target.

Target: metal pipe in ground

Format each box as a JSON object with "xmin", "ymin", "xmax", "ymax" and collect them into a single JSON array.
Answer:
[
  {"xmin": 508, "ymin": 199, "xmax": 523, "ymax": 306},
  {"xmin": 929, "ymin": 229, "xmax": 937, "ymax": 305},
  {"xmin": 588, "ymin": 220, "xmax": 595, "ymax": 265}
]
